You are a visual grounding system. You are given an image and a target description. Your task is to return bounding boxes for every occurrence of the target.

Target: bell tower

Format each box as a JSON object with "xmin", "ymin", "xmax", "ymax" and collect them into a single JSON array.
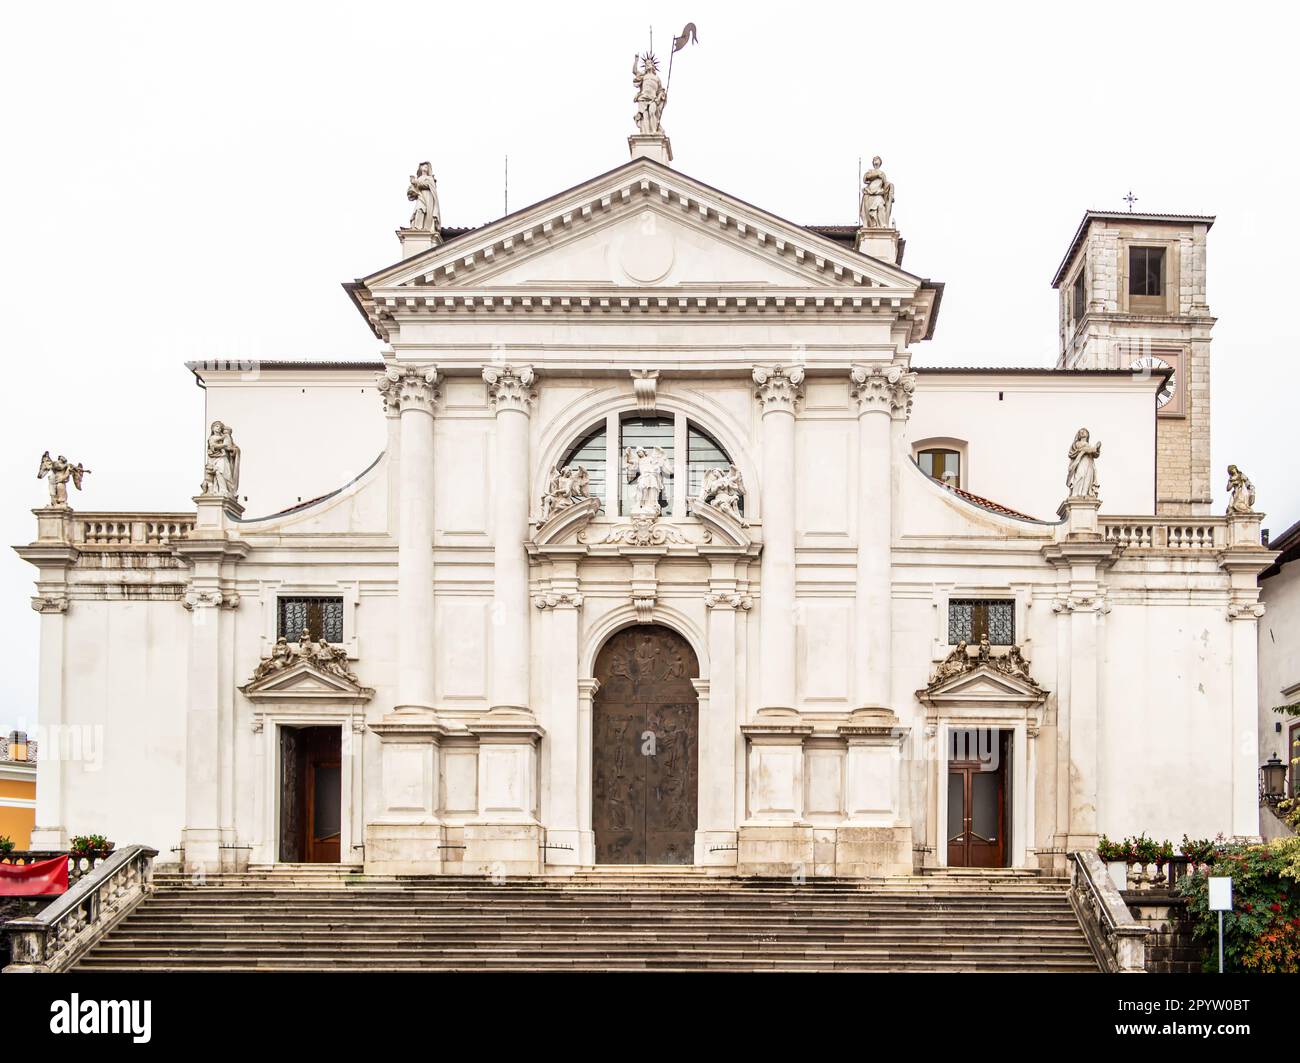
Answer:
[{"xmin": 1052, "ymin": 211, "xmax": 1215, "ymax": 515}]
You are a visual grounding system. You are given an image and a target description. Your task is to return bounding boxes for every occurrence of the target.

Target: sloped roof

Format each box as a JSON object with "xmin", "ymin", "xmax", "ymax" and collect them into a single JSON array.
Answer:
[{"xmin": 1051, "ymin": 209, "xmax": 1215, "ymax": 288}]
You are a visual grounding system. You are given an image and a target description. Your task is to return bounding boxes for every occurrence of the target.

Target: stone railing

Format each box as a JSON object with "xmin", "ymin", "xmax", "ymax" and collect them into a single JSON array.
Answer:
[
  {"xmin": 1, "ymin": 850, "xmax": 118, "ymax": 886},
  {"xmin": 1068, "ymin": 850, "xmax": 1149, "ymax": 973},
  {"xmin": 1102, "ymin": 517, "xmax": 1226, "ymax": 551},
  {"xmin": 72, "ymin": 513, "xmax": 195, "ymax": 547},
  {"xmin": 2, "ymin": 844, "xmax": 157, "ymax": 973}
]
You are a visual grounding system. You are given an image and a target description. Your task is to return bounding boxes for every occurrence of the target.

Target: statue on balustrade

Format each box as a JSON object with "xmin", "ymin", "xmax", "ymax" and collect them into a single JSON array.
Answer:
[
  {"xmin": 406, "ymin": 161, "xmax": 440, "ymax": 232},
  {"xmin": 37, "ymin": 451, "xmax": 90, "ymax": 507},
  {"xmin": 859, "ymin": 156, "xmax": 894, "ymax": 230},
  {"xmin": 1226, "ymin": 464, "xmax": 1256, "ymax": 514}
]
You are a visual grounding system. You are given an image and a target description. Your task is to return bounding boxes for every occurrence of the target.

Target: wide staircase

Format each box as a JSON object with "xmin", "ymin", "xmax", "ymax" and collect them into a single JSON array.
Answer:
[{"xmin": 73, "ymin": 865, "xmax": 1099, "ymax": 972}]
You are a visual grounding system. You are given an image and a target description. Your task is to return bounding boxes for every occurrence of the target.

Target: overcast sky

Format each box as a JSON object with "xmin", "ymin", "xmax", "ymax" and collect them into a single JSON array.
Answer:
[{"xmin": 2, "ymin": 1, "xmax": 1296, "ymax": 734}]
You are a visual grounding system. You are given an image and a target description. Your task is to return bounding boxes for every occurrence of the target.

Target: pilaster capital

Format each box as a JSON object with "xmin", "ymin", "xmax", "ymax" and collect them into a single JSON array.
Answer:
[
  {"xmin": 849, "ymin": 363, "xmax": 916, "ymax": 419},
  {"xmin": 377, "ymin": 364, "xmax": 440, "ymax": 415},
  {"xmin": 704, "ymin": 591, "xmax": 752, "ymax": 611},
  {"xmin": 30, "ymin": 595, "xmax": 69, "ymax": 614},
  {"xmin": 533, "ymin": 591, "xmax": 584, "ymax": 610},
  {"xmin": 752, "ymin": 364, "xmax": 805, "ymax": 414},
  {"xmin": 483, "ymin": 364, "xmax": 536, "ymax": 415}
]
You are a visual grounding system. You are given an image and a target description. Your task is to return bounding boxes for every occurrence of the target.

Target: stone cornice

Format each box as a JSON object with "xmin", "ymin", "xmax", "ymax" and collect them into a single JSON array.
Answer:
[{"xmin": 482, "ymin": 364, "xmax": 536, "ymax": 414}]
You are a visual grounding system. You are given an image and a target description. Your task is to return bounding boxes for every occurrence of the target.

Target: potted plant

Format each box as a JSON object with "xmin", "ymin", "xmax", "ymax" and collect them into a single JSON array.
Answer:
[
  {"xmin": 69, "ymin": 834, "xmax": 115, "ymax": 861},
  {"xmin": 0, "ymin": 835, "xmax": 14, "ymax": 860},
  {"xmin": 1131, "ymin": 833, "xmax": 1161, "ymax": 889},
  {"xmin": 1098, "ymin": 834, "xmax": 1129, "ymax": 891}
]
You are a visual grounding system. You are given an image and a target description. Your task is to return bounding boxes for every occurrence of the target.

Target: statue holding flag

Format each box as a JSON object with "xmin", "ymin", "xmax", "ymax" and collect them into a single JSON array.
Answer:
[{"xmin": 632, "ymin": 23, "xmax": 698, "ymax": 138}]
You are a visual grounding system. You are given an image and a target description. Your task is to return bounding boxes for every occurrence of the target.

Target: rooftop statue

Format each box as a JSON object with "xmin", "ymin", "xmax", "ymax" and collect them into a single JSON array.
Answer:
[
  {"xmin": 859, "ymin": 156, "xmax": 894, "ymax": 230},
  {"xmin": 1226, "ymin": 464, "xmax": 1256, "ymax": 514},
  {"xmin": 37, "ymin": 451, "xmax": 90, "ymax": 507},
  {"xmin": 200, "ymin": 421, "xmax": 240, "ymax": 499},
  {"xmin": 406, "ymin": 161, "xmax": 440, "ymax": 232},
  {"xmin": 632, "ymin": 52, "xmax": 667, "ymax": 135}
]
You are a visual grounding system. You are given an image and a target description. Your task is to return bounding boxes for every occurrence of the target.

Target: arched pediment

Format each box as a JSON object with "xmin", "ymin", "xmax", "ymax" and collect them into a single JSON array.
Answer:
[
  {"xmin": 688, "ymin": 499, "xmax": 751, "ymax": 548},
  {"xmin": 531, "ymin": 496, "xmax": 601, "ymax": 547}
]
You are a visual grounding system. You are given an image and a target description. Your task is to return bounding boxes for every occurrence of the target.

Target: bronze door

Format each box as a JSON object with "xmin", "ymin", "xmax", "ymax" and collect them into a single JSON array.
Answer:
[
  {"xmin": 592, "ymin": 627, "xmax": 699, "ymax": 864},
  {"xmin": 947, "ymin": 728, "xmax": 1009, "ymax": 868}
]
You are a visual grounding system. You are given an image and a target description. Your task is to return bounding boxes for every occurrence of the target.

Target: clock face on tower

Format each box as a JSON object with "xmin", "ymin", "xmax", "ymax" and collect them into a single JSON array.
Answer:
[{"xmin": 1130, "ymin": 355, "xmax": 1176, "ymax": 409}]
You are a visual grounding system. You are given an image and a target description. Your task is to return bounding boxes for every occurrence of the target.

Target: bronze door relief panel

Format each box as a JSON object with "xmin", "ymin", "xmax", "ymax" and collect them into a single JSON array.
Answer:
[{"xmin": 592, "ymin": 627, "xmax": 699, "ymax": 864}]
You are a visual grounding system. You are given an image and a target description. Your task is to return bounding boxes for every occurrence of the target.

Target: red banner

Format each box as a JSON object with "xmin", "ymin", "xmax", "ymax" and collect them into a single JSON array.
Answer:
[{"xmin": 0, "ymin": 856, "xmax": 69, "ymax": 896}]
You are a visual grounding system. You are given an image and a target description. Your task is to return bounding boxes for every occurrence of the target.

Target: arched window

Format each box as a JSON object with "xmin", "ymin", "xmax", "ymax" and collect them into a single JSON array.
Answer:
[
  {"xmin": 917, "ymin": 446, "xmax": 962, "ymax": 488},
  {"xmin": 557, "ymin": 411, "xmax": 741, "ymax": 517}
]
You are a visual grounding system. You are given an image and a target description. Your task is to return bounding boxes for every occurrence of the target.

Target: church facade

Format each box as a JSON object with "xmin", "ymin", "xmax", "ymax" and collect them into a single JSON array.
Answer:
[{"xmin": 16, "ymin": 123, "xmax": 1276, "ymax": 878}]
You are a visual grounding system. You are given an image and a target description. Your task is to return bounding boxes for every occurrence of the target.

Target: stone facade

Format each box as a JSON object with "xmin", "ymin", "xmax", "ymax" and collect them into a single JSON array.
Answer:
[{"xmin": 14, "ymin": 148, "xmax": 1276, "ymax": 879}]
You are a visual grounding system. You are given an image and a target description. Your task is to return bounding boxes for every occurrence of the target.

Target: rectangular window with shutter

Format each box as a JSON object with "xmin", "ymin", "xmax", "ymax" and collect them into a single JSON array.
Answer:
[
  {"xmin": 948, "ymin": 599, "xmax": 1015, "ymax": 645},
  {"xmin": 278, "ymin": 597, "xmax": 345, "ymax": 644}
]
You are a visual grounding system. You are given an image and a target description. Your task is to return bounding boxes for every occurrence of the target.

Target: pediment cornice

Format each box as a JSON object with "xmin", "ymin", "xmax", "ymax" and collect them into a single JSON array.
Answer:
[
  {"xmin": 239, "ymin": 660, "xmax": 374, "ymax": 703},
  {"xmin": 349, "ymin": 159, "xmax": 937, "ymax": 342},
  {"xmin": 915, "ymin": 664, "xmax": 1048, "ymax": 709}
]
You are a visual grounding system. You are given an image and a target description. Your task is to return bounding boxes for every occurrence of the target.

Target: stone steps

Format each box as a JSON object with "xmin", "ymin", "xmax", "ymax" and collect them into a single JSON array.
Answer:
[{"xmin": 74, "ymin": 871, "xmax": 1098, "ymax": 972}]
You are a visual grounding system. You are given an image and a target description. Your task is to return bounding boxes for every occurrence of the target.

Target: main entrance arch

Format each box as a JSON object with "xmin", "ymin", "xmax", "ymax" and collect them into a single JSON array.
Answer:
[{"xmin": 592, "ymin": 625, "xmax": 699, "ymax": 864}]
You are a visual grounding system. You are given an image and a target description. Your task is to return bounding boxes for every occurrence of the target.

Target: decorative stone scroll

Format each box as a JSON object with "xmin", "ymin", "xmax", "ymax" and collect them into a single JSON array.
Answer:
[
  {"xmin": 752, "ymin": 364, "xmax": 805, "ymax": 414},
  {"xmin": 579, "ymin": 511, "xmax": 696, "ymax": 547},
  {"xmin": 849, "ymin": 363, "xmax": 916, "ymax": 417},
  {"xmin": 376, "ymin": 364, "xmax": 439, "ymax": 415},
  {"xmin": 482, "ymin": 364, "xmax": 536, "ymax": 414}
]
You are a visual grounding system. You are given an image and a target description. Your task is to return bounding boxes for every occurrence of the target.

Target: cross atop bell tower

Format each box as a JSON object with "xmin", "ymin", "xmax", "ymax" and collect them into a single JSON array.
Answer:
[{"xmin": 1052, "ymin": 210, "xmax": 1216, "ymax": 515}]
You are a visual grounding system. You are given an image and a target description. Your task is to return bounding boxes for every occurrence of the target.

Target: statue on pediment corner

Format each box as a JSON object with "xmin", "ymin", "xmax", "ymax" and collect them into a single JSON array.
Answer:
[
  {"xmin": 406, "ymin": 161, "xmax": 440, "ymax": 233},
  {"xmin": 1226, "ymin": 464, "xmax": 1256, "ymax": 514},
  {"xmin": 37, "ymin": 451, "xmax": 90, "ymax": 507},
  {"xmin": 1066, "ymin": 427, "xmax": 1101, "ymax": 499},
  {"xmin": 859, "ymin": 156, "xmax": 894, "ymax": 230},
  {"xmin": 539, "ymin": 464, "xmax": 592, "ymax": 523},
  {"xmin": 249, "ymin": 636, "xmax": 294, "ymax": 684},
  {"xmin": 928, "ymin": 640, "xmax": 972, "ymax": 687},
  {"xmin": 697, "ymin": 464, "xmax": 744, "ymax": 521}
]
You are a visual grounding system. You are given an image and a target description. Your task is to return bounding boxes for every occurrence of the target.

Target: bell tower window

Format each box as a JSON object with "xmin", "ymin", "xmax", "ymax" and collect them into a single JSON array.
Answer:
[{"xmin": 1128, "ymin": 246, "xmax": 1165, "ymax": 297}]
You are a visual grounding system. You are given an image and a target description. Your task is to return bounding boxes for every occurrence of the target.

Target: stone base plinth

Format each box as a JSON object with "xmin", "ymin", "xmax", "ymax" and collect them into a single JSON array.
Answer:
[
  {"xmin": 628, "ymin": 133, "xmax": 672, "ymax": 164},
  {"xmin": 737, "ymin": 824, "xmax": 814, "ymax": 877},
  {"xmin": 462, "ymin": 822, "xmax": 543, "ymax": 877},
  {"xmin": 363, "ymin": 822, "xmax": 444, "ymax": 876},
  {"xmin": 695, "ymin": 830, "xmax": 739, "ymax": 867},
  {"xmin": 834, "ymin": 825, "xmax": 913, "ymax": 878},
  {"xmin": 855, "ymin": 227, "xmax": 900, "ymax": 264},
  {"xmin": 538, "ymin": 828, "xmax": 591, "ymax": 868},
  {"xmin": 180, "ymin": 827, "xmax": 244, "ymax": 874}
]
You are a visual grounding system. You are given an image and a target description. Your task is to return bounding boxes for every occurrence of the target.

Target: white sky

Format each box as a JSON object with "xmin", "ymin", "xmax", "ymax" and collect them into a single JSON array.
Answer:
[{"xmin": 2, "ymin": 1, "xmax": 1297, "ymax": 733}]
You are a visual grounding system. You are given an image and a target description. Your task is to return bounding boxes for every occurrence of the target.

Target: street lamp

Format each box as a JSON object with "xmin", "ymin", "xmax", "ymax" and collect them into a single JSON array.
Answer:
[{"xmin": 1260, "ymin": 754, "xmax": 1288, "ymax": 804}]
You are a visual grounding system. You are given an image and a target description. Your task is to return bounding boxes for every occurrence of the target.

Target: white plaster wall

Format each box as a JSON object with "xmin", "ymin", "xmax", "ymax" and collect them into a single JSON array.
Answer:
[
  {"xmin": 200, "ymin": 369, "xmax": 385, "ymax": 518},
  {"xmin": 909, "ymin": 374, "xmax": 1156, "ymax": 519},
  {"xmin": 1259, "ymin": 558, "xmax": 1300, "ymax": 767},
  {"xmin": 58, "ymin": 601, "xmax": 188, "ymax": 848}
]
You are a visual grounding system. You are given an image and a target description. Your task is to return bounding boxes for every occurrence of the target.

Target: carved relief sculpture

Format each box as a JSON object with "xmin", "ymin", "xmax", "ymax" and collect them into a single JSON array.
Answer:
[
  {"xmin": 859, "ymin": 156, "xmax": 894, "ymax": 229},
  {"xmin": 1066, "ymin": 427, "xmax": 1101, "ymax": 499},
  {"xmin": 632, "ymin": 52, "xmax": 667, "ymax": 135},
  {"xmin": 929, "ymin": 640, "xmax": 971, "ymax": 686},
  {"xmin": 1226, "ymin": 464, "xmax": 1256, "ymax": 514},
  {"xmin": 37, "ymin": 452, "xmax": 89, "ymax": 507},
  {"xmin": 539, "ymin": 464, "xmax": 592, "ymax": 522},
  {"xmin": 406, "ymin": 161, "xmax": 440, "ymax": 232},
  {"xmin": 199, "ymin": 421, "xmax": 240, "ymax": 498},
  {"xmin": 696, "ymin": 464, "xmax": 744, "ymax": 520}
]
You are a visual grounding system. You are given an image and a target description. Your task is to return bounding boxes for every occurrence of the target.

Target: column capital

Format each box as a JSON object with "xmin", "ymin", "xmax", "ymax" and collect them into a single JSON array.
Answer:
[
  {"xmin": 377, "ymin": 364, "xmax": 440, "ymax": 415},
  {"xmin": 752, "ymin": 364, "xmax": 805, "ymax": 415},
  {"xmin": 849, "ymin": 363, "xmax": 916, "ymax": 419},
  {"xmin": 483, "ymin": 364, "xmax": 536, "ymax": 415}
]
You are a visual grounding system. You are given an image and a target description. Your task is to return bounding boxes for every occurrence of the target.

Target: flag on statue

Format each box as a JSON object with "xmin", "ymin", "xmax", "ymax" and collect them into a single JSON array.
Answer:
[{"xmin": 672, "ymin": 23, "xmax": 699, "ymax": 52}]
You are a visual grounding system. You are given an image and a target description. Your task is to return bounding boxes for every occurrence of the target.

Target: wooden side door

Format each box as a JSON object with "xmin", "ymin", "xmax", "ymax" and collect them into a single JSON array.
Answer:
[
  {"xmin": 303, "ymin": 728, "xmax": 341, "ymax": 864},
  {"xmin": 947, "ymin": 728, "xmax": 1008, "ymax": 868}
]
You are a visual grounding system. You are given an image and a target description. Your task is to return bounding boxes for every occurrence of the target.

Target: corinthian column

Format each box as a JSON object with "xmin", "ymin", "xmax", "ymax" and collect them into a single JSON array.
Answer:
[
  {"xmin": 752, "ymin": 365, "xmax": 803, "ymax": 713},
  {"xmin": 378, "ymin": 365, "xmax": 440, "ymax": 715},
  {"xmin": 849, "ymin": 363, "xmax": 914, "ymax": 711},
  {"xmin": 483, "ymin": 364, "xmax": 536, "ymax": 715}
]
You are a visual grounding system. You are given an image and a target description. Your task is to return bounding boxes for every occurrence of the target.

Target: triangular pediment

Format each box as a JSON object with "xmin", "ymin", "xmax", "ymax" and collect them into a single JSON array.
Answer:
[
  {"xmin": 355, "ymin": 159, "xmax": 931, "ymax": 317},
  {"xmin": 240, "ymin": 660, "xmax": 374, "ymax": 702},
  {"xmin": 918, "ymin": 664, "xmax": 1048, "ymax": 706}
]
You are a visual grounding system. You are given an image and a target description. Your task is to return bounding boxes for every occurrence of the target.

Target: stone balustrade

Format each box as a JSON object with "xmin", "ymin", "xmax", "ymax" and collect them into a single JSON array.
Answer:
[
  {"xmin": 1068, "ymin": 849, "xmax": 1150, "ymax": 973},
  {"xmin": 1102, "ymin": 516, "xmax": 1226, "ymax": 551},
  {"xmin": 2, "ymin": 844, "xmax": 157, "ymax": 973},
  {"xmin": 72, "ymin": 512, "xmax": 195, "ymax": 547}
]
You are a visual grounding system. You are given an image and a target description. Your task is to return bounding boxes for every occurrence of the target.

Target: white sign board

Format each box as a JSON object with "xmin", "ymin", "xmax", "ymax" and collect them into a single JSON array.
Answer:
[{"xmin": 1208, "ymin": 876, "xmax": 1233, "ymax": 911}]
